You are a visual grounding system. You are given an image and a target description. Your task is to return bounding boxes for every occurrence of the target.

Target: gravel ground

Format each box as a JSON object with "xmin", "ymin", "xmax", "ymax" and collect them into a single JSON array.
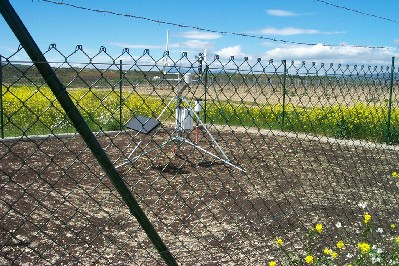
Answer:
[{"xmin": 1, "ymin": 126, "xmax": 399, "ymax": 265}]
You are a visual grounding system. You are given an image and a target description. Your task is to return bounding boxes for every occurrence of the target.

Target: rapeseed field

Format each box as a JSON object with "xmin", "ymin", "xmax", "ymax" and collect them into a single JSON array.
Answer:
[{"xmin": 2, "ymin": 86, "xmax": 398, "ymax": 143}]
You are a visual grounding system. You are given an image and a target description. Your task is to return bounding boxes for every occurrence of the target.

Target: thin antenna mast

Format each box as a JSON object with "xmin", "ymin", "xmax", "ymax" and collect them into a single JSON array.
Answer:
[
  {"xmin": 165, "ymin": 29, "xmax": 169, "ymax": 52},
  {"xmin": 162, "ymin": 29, "xmax": 169, "ymax": 74}
]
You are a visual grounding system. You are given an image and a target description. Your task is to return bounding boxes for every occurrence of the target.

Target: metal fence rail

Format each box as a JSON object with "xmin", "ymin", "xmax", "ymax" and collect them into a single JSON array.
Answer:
[{"xmin": 1, "ymin": 42, "xmax": 399, "ymax": 265}]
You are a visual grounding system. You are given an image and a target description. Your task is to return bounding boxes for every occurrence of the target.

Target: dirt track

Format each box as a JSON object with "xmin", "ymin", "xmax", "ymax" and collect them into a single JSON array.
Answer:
[
  {"xmin": 1, "ymin": 127, "xmax": 399, "ymax": 265},
  {"xmin": 130, "ymin": 82, "xmax": 396, "ymax": 108}
]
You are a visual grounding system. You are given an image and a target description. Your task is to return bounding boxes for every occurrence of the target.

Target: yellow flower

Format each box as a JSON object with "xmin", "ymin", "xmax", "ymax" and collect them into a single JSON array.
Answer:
[
  {"xmin": 396, "ymin": 236, "xmax": 399, "ymax": 245},
  {"xmin": 305, "ymin": 255, "xmax": 314, "ymax": 264},
  {"xmin": 358, "ymin": 242, "xmax": 371, "ymax": 254},
  {"xmin": 269, "ymin": 261, "xmax": 277, "ymax": 266},
  {"xmin": 323, "ymin": 248, "xmax": 331, "ymax": 256},
  {"xmin": 364, "ymin": 213, "xmax": 371, "ymax": 224},
  {"xmin": 391, "ymin": 223, "xmax": 396, "ymax": 229},
  {"xmin": 392, "ymin": 171, "xmax": 398, "ymax": 178},
  {"xmin": 315, "ymin": 223, "xmax": 323, "ymax": 234},
  {"xmin": 331, "ymin": 252, "xmax": 338, "ymax": 259},
  {"xmin": 276, "ymin": 238, "xmax": 283, "ymax": 247},
  {"xmin": 336, "ymin": 240, "xmax": 345, "ymax": 249}
]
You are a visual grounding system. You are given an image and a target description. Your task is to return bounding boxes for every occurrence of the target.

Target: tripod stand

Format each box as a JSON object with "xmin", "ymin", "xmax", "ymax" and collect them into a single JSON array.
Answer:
[{"xmin": 116, "ymin": 73, "xmax": 244, "ymax": 172}]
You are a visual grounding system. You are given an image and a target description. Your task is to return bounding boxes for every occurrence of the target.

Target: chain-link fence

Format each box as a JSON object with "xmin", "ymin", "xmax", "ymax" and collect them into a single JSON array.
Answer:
[{"xmin": 1, "ymin": 40, "xmax": 399, "ymax": 265}]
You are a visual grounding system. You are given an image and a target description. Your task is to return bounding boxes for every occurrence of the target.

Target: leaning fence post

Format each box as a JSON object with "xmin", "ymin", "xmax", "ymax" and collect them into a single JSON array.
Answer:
[
  {"xmin": 0, "ymin": 54, "xmax": 3, "ymax": 139},
  {"xmin": 119, "ymin": 59, "xmax": 123, "ymax": 131},
  {"xmin": 0, "ymin": 1, "xmax": 177, "ymax": 265},
  {"xmin": 386, "ymin": 56, "xmax": 395, "ymax": 145},
  {"xmin": 281, "ymin": 60, "xmax": 287, "ymax": 130}
]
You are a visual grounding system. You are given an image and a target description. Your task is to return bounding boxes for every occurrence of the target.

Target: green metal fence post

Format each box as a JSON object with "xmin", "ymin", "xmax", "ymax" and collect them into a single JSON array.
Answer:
[
  {"xmin": 386, "ymin": 56, "xmax": 395, "ymax": 145},
  {"xmin": 204, "ymin": 65, "xmax": 209, "ymax": 124},
  {"xmin": 119, "ymin": 59, "xmax": 123, "ymax": 131},
  {"xmin": 0, "ymin": 54, "xmax": 3, "ymax": 139},
  {"xmin": 281, "ymin": 60, "xmax": 287, "ymax": 131},
  {"xmin": 0, "ymin": 1, "xmax": 177, "ymax": 265}
]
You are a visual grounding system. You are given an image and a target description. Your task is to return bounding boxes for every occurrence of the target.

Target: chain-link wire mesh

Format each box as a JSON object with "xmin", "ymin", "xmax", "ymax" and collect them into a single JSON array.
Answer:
[{"xmin": 1, "ymin": 44, "xmax": 399, "ymax": 265}]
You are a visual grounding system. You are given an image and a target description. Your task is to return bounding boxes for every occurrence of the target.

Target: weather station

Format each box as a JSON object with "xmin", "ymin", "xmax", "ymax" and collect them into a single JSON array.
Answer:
[{"xmin": 116, "ymin": 30, "xmax": 244, "ymax": 172}]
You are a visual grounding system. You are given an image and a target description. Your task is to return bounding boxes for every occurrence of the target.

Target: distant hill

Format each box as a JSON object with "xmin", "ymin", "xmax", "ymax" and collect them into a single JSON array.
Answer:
[
  {"xmin": 2, "ymin": 62, "xmax": 398, "ymax": 89},
  {"xmin": 1, "ymin": 63, "xmax": 162, "ymax": 88}
]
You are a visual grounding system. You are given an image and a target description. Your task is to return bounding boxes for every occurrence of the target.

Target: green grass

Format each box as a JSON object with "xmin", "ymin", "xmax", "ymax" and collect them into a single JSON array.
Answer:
[{"xmin": 1, "ymin": 85, "xmax": 399, "ymax": 143}]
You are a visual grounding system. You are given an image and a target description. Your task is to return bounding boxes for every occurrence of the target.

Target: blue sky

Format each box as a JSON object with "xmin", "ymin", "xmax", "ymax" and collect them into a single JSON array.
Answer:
[{"xmin": 1, "ymin": 0, "xmax": 399, "ymax": 66}]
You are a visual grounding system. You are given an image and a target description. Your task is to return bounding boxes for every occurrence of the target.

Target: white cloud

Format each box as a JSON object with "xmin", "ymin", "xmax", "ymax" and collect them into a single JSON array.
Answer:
[
  {"xmin": 110, "ymin": 42, "xmax": 164, "ymax": 49},
  {"xmin": 260, "ymin": 27, "xmax": 318, "ymax": 35},
  {"xmin": 266, "ymin": 9, "xmax": 298, "ymax": 17},
  {"xmin": 177, "ymin": 31, "xmax": 222, "ymax": 40},
  {"xmin": 181, "ymin": 40, "xmax": 213, "ymax": 50},
  {"xmin": 261, "ymin": 41, "xmax": 281, "ymax": 48},
  {"xmin": 394, "ymin": 39, "xmax": 399, "ymax": 44},
  {"xmin": 258, "ymin": 27, "xmax": 344, "ymax": 36},
  {"xmin": 262, "ymin": 43, "xmax": 397, "ymax": 65},
  {"xmin": 214, "ymin": 45, "xmax": 251, "ymax": 59}
]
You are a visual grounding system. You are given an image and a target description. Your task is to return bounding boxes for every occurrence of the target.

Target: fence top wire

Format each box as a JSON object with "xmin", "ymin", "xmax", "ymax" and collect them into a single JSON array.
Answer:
[
  {"xmin": 40, "ymin": 0, "xmax": 397, "ymax": 51},
  {"xmin": 314, "ymin": 0, "xmax": 399, "ymax": 24}
]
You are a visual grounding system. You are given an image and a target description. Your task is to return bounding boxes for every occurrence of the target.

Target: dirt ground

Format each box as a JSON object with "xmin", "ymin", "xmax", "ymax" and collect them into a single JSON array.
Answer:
[{"xmin": 1, "ymin": 126, "xmax": 399, "ymax": 265}]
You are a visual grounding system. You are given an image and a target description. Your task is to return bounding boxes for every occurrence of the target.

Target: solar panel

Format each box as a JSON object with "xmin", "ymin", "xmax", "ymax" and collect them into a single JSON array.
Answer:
[{"xmin": 125, "ymin": 115, "xmax": 160, "ymax": 134}]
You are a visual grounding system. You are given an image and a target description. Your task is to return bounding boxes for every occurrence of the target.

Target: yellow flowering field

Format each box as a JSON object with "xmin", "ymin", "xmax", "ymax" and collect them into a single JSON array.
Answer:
[
  {"xmin": 207, "ymin": 101, "xmax": 397, "ymax": 143},
  {"xmin": 1, "ymin": 86, "xmax": 171, "ymax": 136},
  {"xmin": 2, "ymin": 85, "xmax": 398, "ymax": 143}
]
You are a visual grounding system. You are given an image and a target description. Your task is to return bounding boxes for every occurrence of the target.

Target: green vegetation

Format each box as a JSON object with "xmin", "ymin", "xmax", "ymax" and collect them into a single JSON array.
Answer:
[
  {"xmin": 1, "ymin": 85, "xmax": 398, "ymax": 144},
  {"xmin": 207, "ymin": 101, "xmax": 398, "ymax": 143}
]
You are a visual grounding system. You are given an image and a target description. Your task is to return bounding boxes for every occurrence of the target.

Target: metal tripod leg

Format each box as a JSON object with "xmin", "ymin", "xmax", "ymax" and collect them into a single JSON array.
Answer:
[
  {"xmin": 181, "ymin": 138, "xmax": 245, "ymax": 172},
  {"xmin": 116, "ymin": 137, "xmax": 176, "ymax": 169}
]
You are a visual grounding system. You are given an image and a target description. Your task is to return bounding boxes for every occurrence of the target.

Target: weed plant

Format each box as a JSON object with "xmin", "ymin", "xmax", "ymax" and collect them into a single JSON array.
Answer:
[{"xmin": 271, "ymin": 206, "xmax": 399, "ymax": 265}]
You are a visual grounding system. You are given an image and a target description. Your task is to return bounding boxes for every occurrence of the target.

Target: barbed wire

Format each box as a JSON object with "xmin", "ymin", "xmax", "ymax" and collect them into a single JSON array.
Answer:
[
  {"xmin": 314, "ymin": 0, "xmax": 399, "ymax": 24},
  {"xmin": 40, "ymin": 0, "xmax": 395, "ymax": 50}
]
